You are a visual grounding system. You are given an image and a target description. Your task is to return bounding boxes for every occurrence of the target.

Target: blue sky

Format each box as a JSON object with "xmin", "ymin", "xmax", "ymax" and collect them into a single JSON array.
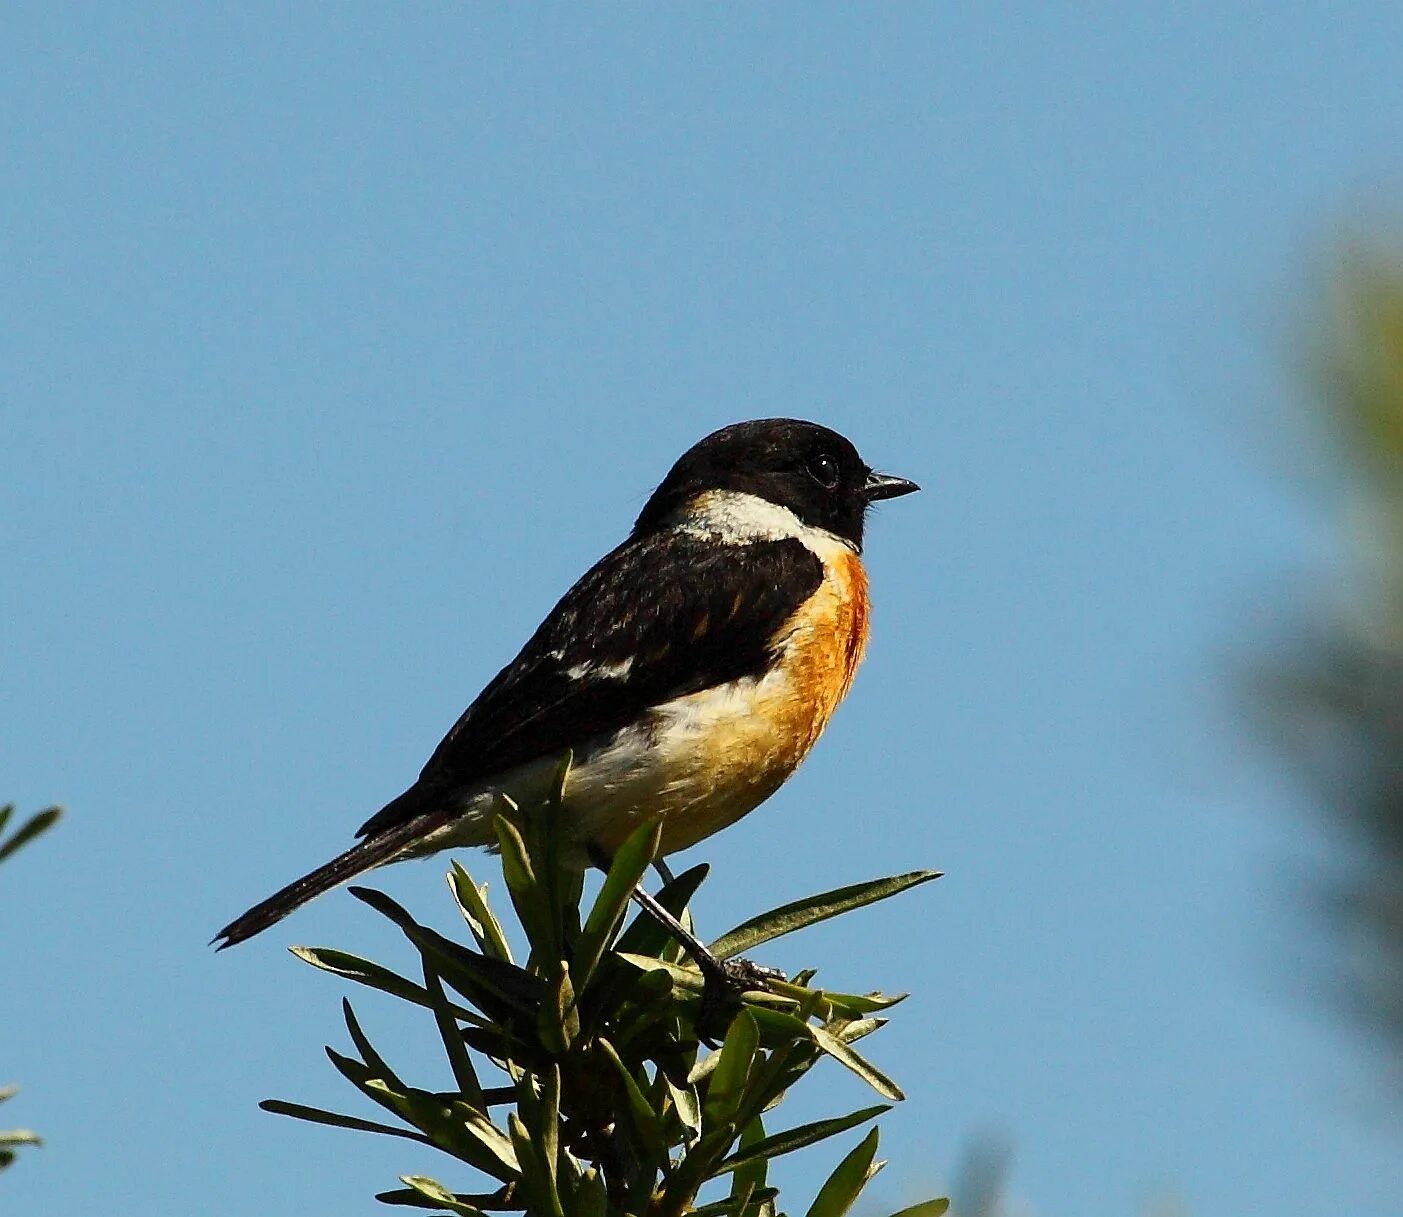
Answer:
[{"xmin": 5, "ymin": 6, "xmax": 1403, "ymax": 1215}]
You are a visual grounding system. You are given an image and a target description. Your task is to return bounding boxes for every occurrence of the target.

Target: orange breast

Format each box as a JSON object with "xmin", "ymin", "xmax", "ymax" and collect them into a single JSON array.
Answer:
[
  {"xmin": 635, "ymin": 548, "xmax": 871, "ymax": 855},
  {"xmin": 771, "ymin": 546, "xmax": 870, "ymax": 752}
]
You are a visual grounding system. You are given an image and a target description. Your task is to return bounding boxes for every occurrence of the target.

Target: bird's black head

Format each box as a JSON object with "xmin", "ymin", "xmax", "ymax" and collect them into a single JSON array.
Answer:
[{"xmin": 633, "ymin": 418, "xmax": 918, "ymax": 550}]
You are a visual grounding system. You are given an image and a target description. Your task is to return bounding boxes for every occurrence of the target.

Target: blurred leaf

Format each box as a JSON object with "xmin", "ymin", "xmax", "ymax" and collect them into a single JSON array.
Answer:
[
  {"xmin": 886, "ymin": 1198, "xmax": 951, "ymax": 1217},
  {"xmin": 709, "ymin": 872, "xmax": 940, "ymax": 961},
  {"xmin": 0, "ymin": 806, "xmax": 60, "ymax": 864}
]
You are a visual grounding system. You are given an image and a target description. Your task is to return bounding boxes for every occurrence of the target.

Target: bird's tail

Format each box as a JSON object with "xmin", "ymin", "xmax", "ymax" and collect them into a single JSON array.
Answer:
[{"xmin": 212, "ymin": 812, "xmax": 446, "ymax": 950}]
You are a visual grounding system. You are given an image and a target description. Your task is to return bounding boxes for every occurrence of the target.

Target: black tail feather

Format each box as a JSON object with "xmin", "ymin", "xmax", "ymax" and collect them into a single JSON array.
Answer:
[{"xmin": 212, "ymin": 813, "xmax": 445, "ymax": 950}]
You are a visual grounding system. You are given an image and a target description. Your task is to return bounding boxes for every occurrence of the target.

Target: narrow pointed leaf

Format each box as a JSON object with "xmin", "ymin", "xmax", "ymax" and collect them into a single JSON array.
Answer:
[
  {"xmin": 805, "ymin": 1127, "xmax": 881, "ymax": 1217},
  {"xmin": 362, "ymin": 1081, "xmax": 519, "ymax": 1181},
  {"xmin": 598, "ymin": 1037, "xmax": 669, "ymax": 1166},
  {"xmin": 398, "ymin": 1174, "xmax": 489, "ymax": 1217},
  {"xmin": 709, "ymin": 872, "xmax": 940, "ymax": 961},
  {"xmin": 422, "ymin": 963, "xmax": 484, "ymax": 1104},
  {"xmin": 258, "ymin": 1099, "xmax": 431, "ymax": 1143},
  {"xmin": 730, "ymin": 1112, "xmax": 768, "ymax": 1202},
  {"xmin": 704, "ymin": 1009, "xmax": 760, "ymax": 1131},
  {"xmin": 449, "ymin": 862, "xmax": 514, "ymax": 962},
  {"xmin": 493, "ymin": 815, "xmax": 555, "ymax": 959},
  {"xmin": 573, "ymin": 818, "xmax": 662, "ymax": 990},
  {"xmin": 290, "ymin": 947, "xmax": 437, "ymax": 1010},
  {"xmin": 714, "ymin": 1106, "xmax": 888, "ymax": 1177},
  {"xmin": 810, "ymin": 1027, "xmax": 904, "ymax": 1101},
  {"xmin": 509, "ymin": 1112, "xmax": 565, "ymax": 1217},
  {"xmin": 341, "ymin": 999, "xmax": 403, "ymax": 1090}
]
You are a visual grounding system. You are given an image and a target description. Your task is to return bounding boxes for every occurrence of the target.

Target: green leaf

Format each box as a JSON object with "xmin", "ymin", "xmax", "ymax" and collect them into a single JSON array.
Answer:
[
  {"xmin": 258, "ymin": 1099, "xmax": 431, "ymax": 1143},
  {"xmin": 810, "ymin": 1026, "xmax": 904, "ymax": 1101},
  {"xmin": 386, "ymin": 919, "xmax": 546, "ymax": 1024},
  {"xmin": 509, "ymin": 1112, "xmax": 566, "ymax": 1217},
  {"xmin": 805, "ymin": 1127, "xmax": 880, "ymax": 1217},
  {"xmin": 704, "ymin": 1009, "xmax": 760, "ymax": 1132},
  {"xmin": 290, "ymin": 947, "xmax": 445, "ymax": 1012},
  {"xmin": 665, "ymin": 1073, "xmax": 701, "ymax": 1142},
  {"xmin": 397, "ymin": 1174, "xmax": 489, "ymax": 1217},
  {"xmin": 573, "ymin": 817, "xmax": 662, "ymax": 991},
  {"xmin": 715, "ymin": 1106, "xmax": 889, "ymax": 1179},
  {"xmin": 364, "ymin": 1080, "xmax": 519, "ymax": 1182},
  {"xmin": 708, "ymin": 871, "xmax": 940, "ymax": 961},
  {"xmin": 494, "ymin": 815, "xmax": 556, "ymax": 960},
  {"xmin": 618, "ymin": 953, "xmax": 705, "ymax": 993},
  {"xmin": 691, "ymin": 1187, "xmax": 780, "ymax": 1217},
  {"xmin": 0, "ymin": 806, "xmax": 60, "ymax": 863},
  {"xmin": 598, "ymin": 1037, "xmax": 669, "ymax": 1167},
  {"xmin": 0, "ymin": 1130, "xmax": 41, "ymax": 1148},
  {"xmin": 729, "ymin": 1112, "xmax": 768, "ymax": 1204},
  {"xmin": 764, "ymin": 979, "xmax": 909, "ymax": 1015},
  {"xmin": 569, "ymin": 1167, "xmax": 609, "ymax": 1217},
  {"xmin": 0, "ymin": 1084, "xmax": 16, "ymax": 1103},
  {"xmin": 836, "ymin": 1017, "xmax": 885, "ymax": 1044},
  {"xmin": 449, "ymin": 862, "xmax": 514, "ymax": 962},
  {"xmin": 885, "ymin": 1200, "xmax": 950, "ymax": 1217},
  {"xmin": 422, "ymin": 962, "xmax": 485, "ymax": 1105},
  {"xmin": 538, "ymin": 958, "xmax": 579, "ymax": 1053},
  {"xmin": 538, "ymin": 1064, "xmax": 561, "ymax": 1186},
  {"xmin": 342, "ymin": 999, "xmax": 404, "ymax": 1090},
  {"xmin": 615, "ymin": 863, "xmax": 710, "ymax": 958}
]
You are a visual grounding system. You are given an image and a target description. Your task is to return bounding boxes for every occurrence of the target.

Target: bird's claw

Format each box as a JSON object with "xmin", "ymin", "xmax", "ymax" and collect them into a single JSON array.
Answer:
[{"xmin": 695, "ymin": 956, "xmax": 787, "ymax": 1046}]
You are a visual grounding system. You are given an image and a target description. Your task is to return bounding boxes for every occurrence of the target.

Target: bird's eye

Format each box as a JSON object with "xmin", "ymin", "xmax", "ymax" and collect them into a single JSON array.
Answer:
[{"xmin": 808, "ymin": 453, "xmax": 840, "ymax": 489}]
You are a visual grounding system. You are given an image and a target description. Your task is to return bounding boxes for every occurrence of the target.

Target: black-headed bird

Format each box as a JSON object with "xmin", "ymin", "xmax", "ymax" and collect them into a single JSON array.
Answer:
[{"xmin": 215, "ymin": 419, "xmax": 917, "ymax": 966}]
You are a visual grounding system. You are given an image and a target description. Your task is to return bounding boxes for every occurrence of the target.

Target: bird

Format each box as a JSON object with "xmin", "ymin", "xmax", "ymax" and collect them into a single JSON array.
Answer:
[{"xmin": 214, "ymin": 418, "xmax": 918, "ymax": 953}]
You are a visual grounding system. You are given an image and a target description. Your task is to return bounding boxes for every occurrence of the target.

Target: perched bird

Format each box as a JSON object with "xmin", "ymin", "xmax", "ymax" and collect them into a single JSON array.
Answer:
[{"xmin": 215, "ymin": 419, "xmax": 917, "ymax": 951}]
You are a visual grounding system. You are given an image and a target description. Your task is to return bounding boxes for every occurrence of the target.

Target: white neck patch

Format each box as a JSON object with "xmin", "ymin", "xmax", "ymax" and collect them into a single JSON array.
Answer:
[{"xmin": 675, "ymin": 490, "xmax": 855, "ymax": 555}]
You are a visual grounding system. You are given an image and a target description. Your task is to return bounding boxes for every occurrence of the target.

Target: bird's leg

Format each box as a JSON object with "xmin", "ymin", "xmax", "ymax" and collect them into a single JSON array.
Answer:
[
  {"xmin": 625, "ymin": 883, "xmax": 784, "ymax": 1045},
  {"xmin": 589, "ymin": 844, "xmax": 782, "ymax": 1040}
]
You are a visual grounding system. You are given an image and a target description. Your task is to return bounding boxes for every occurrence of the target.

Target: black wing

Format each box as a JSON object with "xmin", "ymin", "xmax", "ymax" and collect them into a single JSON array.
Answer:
[{"xmin": 356, "ymin": 533, "xmax": 824, "ymax": 838}]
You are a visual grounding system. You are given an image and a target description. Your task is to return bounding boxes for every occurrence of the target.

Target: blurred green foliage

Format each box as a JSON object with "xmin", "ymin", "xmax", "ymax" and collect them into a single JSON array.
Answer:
[
  {"xmin": 262, "ymin": 766, "xmax": 945, "ymax": 1216},
  {"xmin": 2, "ymin": 803, "xmax": 61, "ymax": 1173},
  {"xmin": 1258, "ymin": 251, "xmax": 1403, "ymax": 1074}
]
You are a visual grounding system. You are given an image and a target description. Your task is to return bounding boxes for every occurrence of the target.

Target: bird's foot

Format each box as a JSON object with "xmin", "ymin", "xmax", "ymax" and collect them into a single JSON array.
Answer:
[{"xmin": 695, "ymin": 956, "xmax": 787, "ymax": 1047}]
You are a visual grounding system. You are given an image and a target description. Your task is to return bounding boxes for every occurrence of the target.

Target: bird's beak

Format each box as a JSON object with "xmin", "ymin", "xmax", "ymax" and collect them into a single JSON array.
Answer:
[{"xmin": 863, "ymin": 470, "xmax": 920, "ymax": 502}]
